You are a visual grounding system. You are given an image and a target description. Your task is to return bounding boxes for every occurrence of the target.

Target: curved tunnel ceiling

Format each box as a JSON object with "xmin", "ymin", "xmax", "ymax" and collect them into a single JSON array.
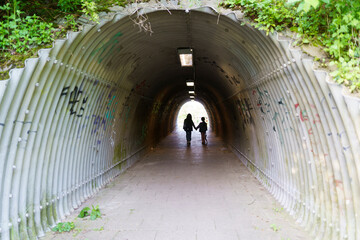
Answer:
[{"xmin": 0, "ymin": 5, "xmax": 360, "ymax": 240}]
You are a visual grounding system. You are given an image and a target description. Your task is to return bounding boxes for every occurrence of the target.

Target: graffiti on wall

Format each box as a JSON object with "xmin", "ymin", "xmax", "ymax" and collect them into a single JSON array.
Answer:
[
  {"xmin": 91, "ymin": 32, "xmax": 123, "ymax": 64},
  {"xmin": 91, "ymin": 114, "xmax": 106, "ymax": 135},
  {"xmin": 90, "ymin": 88, "xmax": 119, "ymax": 147},
  {"xmin": 77, "ymin": 120, "xmax": 88, "ymax": 139},
  {"xmin": 134, "ymin": 79, "xmax": 149, "ymax": 95},
  {"xmin": 295, "ymin": 103, "xmax": 321, "ymax": 127},
  {"xmin": 110, "ymin": 118, "xmax": 117, "ymax": 148},
  {"xmin": 119, "ymin": 106, "xmax": 131, "ymax": 124},
  {"xmin": 239, "ymin": 87, "xmax": 343, "ymax": 160},
  {"xmin": 105, "ymin": 95, "xmax": 117, "ymax": 121},
  {"xmin": 197, "ymin": 57, "xmax": 241, "ymax": 86},
  {"xmin": 60, "ymin": 85, "xmax": 89, "ymax": 118}
]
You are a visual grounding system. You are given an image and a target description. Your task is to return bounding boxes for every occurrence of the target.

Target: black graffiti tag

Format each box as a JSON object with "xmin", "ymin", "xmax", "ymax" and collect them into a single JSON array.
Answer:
[{"xmin": 60, "ymin": 86, "xmax": 88, "ymax": 117}]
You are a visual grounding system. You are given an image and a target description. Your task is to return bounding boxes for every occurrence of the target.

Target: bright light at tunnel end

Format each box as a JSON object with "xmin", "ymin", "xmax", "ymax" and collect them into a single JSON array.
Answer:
[
  {"xmin": 186, "ymin": 80, "xmax": 194, "ymax": 86},
  {"xmin": 178, "ymin": 48, "xmax": 193, "ymax": 67}
]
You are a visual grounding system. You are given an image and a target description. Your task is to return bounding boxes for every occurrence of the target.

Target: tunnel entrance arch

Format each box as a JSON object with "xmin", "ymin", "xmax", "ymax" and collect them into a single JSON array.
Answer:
[
  {"xmin": 176, "ymin": 100, "xmax": 210, "ymax": 130},
  {"xmin": 0, "ymin": 2, "xmax": 359, "ymax": 240}
]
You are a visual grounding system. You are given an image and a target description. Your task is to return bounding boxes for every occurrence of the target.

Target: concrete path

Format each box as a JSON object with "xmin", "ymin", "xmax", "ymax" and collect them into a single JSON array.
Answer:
[{"xmin": 43, "ymin": 129, "xmax": 311, "ymax": 240}]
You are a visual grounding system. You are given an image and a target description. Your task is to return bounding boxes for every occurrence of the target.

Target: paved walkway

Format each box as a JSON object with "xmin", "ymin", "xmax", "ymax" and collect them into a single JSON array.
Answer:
[{"xmin": 43, "ymin": 129, "xmax": 311, "ymax": 240}]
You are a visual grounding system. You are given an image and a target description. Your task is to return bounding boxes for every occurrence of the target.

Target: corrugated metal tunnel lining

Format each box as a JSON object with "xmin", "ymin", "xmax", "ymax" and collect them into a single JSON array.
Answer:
[{"xmin": 0, "ymin": 5, "xmax": 360, "ymax": 240}]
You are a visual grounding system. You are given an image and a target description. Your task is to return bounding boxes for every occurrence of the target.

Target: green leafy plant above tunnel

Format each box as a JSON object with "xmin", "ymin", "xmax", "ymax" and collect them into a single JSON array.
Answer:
[
  {"xmin": 221, "ymin": 0, "xmax": 360, "ymax": 92},
  {"xmin": 1, "ymin": 0, "xmax": 359, "ymax": 92},
  {"xmin": 0, "ymin": 3, "xmax": 55, "ymax": 54}
]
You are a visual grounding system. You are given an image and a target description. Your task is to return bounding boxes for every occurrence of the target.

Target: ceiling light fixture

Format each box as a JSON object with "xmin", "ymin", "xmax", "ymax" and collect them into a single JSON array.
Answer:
[
  {"xmin": 189, "ymin": 91, "xmax": 195, "ymax": 94},
  {"xmin": 186, "ymin": 81, "xmax": 194, "ymax": 87},
  {"xmin": 178, "ymin": 48, "xmax": 193, "ymax": 67}
]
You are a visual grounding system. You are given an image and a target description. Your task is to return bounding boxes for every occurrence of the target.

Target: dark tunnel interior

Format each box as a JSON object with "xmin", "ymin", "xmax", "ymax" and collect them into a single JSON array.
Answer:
[{"xmin": 0, "ymin": 5, "xmax": 360, "ymax": 240}]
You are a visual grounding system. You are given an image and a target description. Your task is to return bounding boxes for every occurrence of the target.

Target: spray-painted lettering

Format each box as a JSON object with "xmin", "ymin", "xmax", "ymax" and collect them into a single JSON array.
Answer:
[
  {"xmin": 60, "ymin": 85, "xmax": 88, "ymax": 117},
  {"xmin": 91, "ymin": 32, "xmax": 123, "ymax": 63},
  {"xmin": 92, "ymin": 115, "xmax": 106, "ymax": 135}
]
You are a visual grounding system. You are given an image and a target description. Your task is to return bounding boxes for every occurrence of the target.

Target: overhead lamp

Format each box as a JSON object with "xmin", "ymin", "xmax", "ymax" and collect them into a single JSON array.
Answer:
[
  {"xmin": 186, "ymin": 81, "xmax": 194, "ymax": 87},
  {"xmin": 190, "ymin": 96, "xmax": 195, "ymax": 99},
  {"xmin": 178, "ymin": 48, "xmax": 193, "ymax": 67},
  {"xmin": 189, "ymin": 91, "xmax": 195, "ymax": 94}
]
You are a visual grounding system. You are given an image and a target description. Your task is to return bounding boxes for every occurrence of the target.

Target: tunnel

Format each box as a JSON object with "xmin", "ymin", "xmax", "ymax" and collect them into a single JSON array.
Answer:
[{"xmin": 0, "ymin": 3, "xmax": 360, "ymax": 240}]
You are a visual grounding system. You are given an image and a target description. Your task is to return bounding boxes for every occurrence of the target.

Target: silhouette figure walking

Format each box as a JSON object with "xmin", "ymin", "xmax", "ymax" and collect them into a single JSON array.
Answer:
[
  {"xmin": 183, "ymin": 113, "xmax": 196, "ymax": 146},
  {"xmin": 196, "ymin": 117, "xmax": 208, "ymax": 145}
]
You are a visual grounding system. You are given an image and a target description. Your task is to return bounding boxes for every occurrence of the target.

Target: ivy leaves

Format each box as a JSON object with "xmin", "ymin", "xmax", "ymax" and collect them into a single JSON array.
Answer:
[
  {"xmin": 222, "ymin": 0, "xmax": 360, "ymax": 92},
  {"xmin": 0, "ymin": 3, "xmax": 54, "ymax": 53},
  {"xmin": 51, "ymin": 222, "xmax": 75, "ymax": 232},
  {"xmin": 78, "ymin": 205, "xmax": 102, "ymax": 220},
  {"xmin": 78, "ymin": 206, "xmax": 91, "ymax": 218},
  {"xmin": 50, "ymin": 205, "xmax": 101, "ymax": 235},
  {"xmin": 287, "ymin": 0, "xmax": 330, "ymax": 12}
]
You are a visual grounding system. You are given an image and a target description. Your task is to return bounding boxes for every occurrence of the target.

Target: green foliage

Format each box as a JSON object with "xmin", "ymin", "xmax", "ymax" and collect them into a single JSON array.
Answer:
[
  {"xmin": 81, "ymin": 0, "xmax": 99, "ymax": 23},
  {"xmin": 223, "ymin": 0, "xmax": 295, "ymax": 34},
  {"xmin": 90, "ymin": 205, "xmax": 101, "ymax": 220},
  {"xmin": 93, "ymin": 226, "xmax": 104, "ymax": 231},
  {"xmin": 116, "ymin": 0, "xmax": 131, "ymax": 7},
  {"xmin": 57, "ymin": 0, "xmax": 99, "ymax": 22},
  {"xmin": 114, "ymin": 0, "xmax": 150, "ymax": 7},
  {"xmin": 287, "ymin": 0, "xmax": 326, "ymax": 12},
  {"xmin": 77, "ymin": 205, "xmax": 101, "ymax": 220},
  {"xmin": 78, "ymin": 206, "xmax": 91, "ymax": 218},
  {"xmin": 0, "ymin": 2, "xmax": 54, "ymax": 54},
  {"xmin": 273, "ymin": 207, "xmax": 284, "ymax": 213},
  {"xmin": 330, "ymin": 59, "xmax": 360, "ymax": 92},
  {"xmin": 64, "ymin": 15, "xmax": 80, "ymax": 31},
  {"xmin": 270, "ymin": 223, "xmax": 280, "ymax": 232},
  {"xmin": 221, "ymin": 0, "xmax": 360, "ymax": 92},
  {"xmin": 58, "ymin": 0, "xmax": 82, "ymax": 12},
  {"xmin": 0, "ymin": 0, "xmax": 153, "ymax": 78},
  {"xmin": 51, "ymin": 222, "xmax": 75, "ymax": 232}
]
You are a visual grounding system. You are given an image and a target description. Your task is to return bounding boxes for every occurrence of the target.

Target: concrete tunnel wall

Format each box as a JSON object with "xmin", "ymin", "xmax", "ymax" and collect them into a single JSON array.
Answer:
[{"xmin": 0, "ymin": 4, "xmax": 360, "ymax": 240}]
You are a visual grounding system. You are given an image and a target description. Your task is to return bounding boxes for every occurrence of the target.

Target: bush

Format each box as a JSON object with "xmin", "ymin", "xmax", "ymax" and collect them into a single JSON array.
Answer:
[
  {"xmin": 221, "ymin": 0, "xmax": 360, "ymax": 92},
  {"xmin": 58, "ymin": 0, "xmax": 82, "ymax": 12},
  {"xmin": 0, "ymin": 3, "xmax": 55, "ymax": 53}
]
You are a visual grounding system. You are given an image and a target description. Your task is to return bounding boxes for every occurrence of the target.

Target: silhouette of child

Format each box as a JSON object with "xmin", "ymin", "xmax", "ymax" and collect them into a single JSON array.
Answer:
[
  {"xmin": 196, "ymin": 117, "xmax": 208, "ymax": 145},
  {"xmin": 183, "ymin": 113, "xmax": 196, "ymax": 146}
]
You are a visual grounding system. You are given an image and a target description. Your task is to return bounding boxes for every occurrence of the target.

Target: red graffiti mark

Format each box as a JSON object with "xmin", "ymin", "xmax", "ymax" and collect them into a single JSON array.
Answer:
[
  {"xmin": 310, "ymin": 104, "xmax": 316, "ymax": 109},
  {"xmin": 257, "ymin": 99, "xmax": 262, "ymax": 107},
  {"xmin": 300, "ymin": 110, "xmax": 309, "ymax": 122},
  {"xmin": 335, "ymin": 180, "xmax": 343, "ymax": 190},
  {"xmin": 313, "ymin": 114, "xmax": 321, "ymax": 124},
  {"xmin": 295, "ymin": 103, "xmax": 300, "ymax": 109},
  {"xmin": 252, "ymin": 90, "xmax": 256, "ymax": 95},
  {"xmin": 135, "ymin": 80, "xmax": 147, "ymax": 91},
  {"xmin": 310, "ymin": 150, "xmax": 319, "ymax": 157},
  {"xmin": 308, "ymin": 127, "xmax": 313, "ymax": 135}
]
